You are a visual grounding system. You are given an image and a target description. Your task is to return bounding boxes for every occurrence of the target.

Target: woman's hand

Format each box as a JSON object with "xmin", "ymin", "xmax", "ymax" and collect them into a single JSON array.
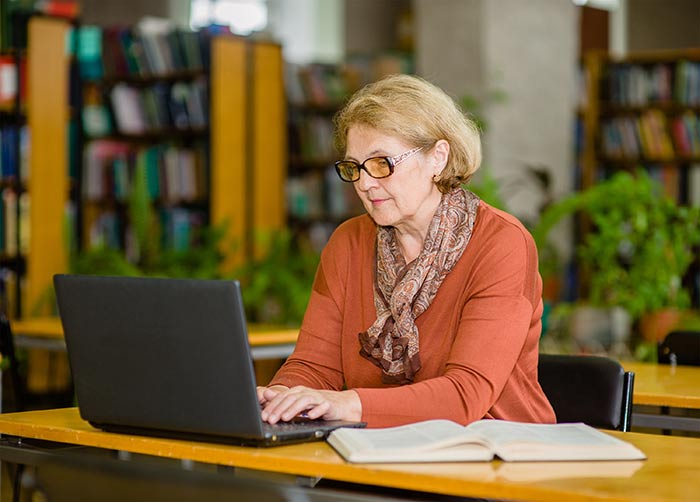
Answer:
[
  {"xmin": 256, "ymin": 384, "xmax": 289, "ymax": 406},
  {"xmin": 257, "ymin": 385, "xmax": 362, "ymax": 424}
]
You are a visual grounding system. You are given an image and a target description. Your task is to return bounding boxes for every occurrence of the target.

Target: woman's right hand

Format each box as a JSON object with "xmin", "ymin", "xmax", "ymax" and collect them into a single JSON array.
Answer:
[{"xmin": 256, "ymin": 384, "xmax": 289, "ymax": 406}]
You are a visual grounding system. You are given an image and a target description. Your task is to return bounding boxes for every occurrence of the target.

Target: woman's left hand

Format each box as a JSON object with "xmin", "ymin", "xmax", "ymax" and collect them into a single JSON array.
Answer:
[{"xmin": 259, "ymin": 386, "xmax": 362, "ymax": 424}]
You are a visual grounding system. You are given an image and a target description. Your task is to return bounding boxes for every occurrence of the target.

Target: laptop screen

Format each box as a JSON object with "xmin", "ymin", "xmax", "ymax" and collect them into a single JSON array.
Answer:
[{"xmin": 54, "ymin": 275, "xmax": 266, "ymax": 440}]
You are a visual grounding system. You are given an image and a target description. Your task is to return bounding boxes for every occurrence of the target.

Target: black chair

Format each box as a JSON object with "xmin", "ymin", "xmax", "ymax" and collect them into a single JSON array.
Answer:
[
  {"xmin": 538, "ymin": 353, "xmax": 634, "ymax": 431},
  {"xmin": 0, "ymin": 314, "xmax": 74, "ymax": 412},
  {"xmin": 658, "ymin": 330, "xmax": 700, "ymax": 366}
]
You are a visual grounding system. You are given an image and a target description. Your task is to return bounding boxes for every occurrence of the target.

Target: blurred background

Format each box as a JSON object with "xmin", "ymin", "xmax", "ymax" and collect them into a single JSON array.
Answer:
[{"xmin": 2, "ymin": 0, "xmax": 700, "ymax": 407}]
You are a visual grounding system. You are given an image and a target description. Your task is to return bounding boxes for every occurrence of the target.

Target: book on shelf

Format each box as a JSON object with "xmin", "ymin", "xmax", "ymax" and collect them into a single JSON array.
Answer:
[
  {"xmin": 0, "ymin": 55, "xmax": 17, "ymax": 106},
  {"xmin": 327, "ymin": 419, "xmax": 647, "ymax": 463},
  {"xmin": 688, "ymin": 163, "xmax": 700, "ymax": 207}
]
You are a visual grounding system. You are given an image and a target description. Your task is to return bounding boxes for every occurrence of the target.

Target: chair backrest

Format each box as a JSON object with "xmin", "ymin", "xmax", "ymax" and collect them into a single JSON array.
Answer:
[
  {"xmin": 538, "ymin": 353, "xmax": 634, "ymax": 431},
  {"xmin": 658, "ymin": 330, "xmax": 700, "ymax": 366}
]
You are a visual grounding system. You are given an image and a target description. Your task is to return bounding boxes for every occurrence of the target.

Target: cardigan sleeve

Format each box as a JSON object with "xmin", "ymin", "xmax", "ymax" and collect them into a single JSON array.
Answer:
[{"xmin": 268, "ymin": 219, "xmax": 359, "ymax": 391}]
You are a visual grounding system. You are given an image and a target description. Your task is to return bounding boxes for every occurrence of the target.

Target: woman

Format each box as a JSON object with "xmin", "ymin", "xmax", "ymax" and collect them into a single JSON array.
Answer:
[{"xmin": 258, "ymin": 74, "xmax": 555, "ymax": 428}]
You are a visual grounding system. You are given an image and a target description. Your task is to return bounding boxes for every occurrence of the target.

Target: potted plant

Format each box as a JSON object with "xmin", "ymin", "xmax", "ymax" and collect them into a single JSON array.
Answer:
[
  {"xmin": 532, "ymin": 169, "xmax": 700, "ymax": 353},
  {"xmin": 233, "ymin": 229, "xmax": 320, "ymax": 326}
]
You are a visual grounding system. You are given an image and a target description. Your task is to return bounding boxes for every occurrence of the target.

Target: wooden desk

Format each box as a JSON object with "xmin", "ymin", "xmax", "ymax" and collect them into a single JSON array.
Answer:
[
  {"xmin": 622, "ymin": 361, "xmax": 700, "ymax": 432},
  {"xmin": 0, "ymin": 407, "xmax": 698, "ymax": 501},
  {"xmin": 11, "ymin": 317, "xmax": 299, "ymax": 360}
]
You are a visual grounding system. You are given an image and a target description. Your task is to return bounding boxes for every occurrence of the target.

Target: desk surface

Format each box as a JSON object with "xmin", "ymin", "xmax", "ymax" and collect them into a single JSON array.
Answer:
[
  {"xmin": 0, "ymin": 408, "xmax": 698, "ymax": 502},
  {"xmin": 11, "ymin": 316, "xmax": 299, "ymax": 348},
  {"xmin": 622, "ymin": 361, "xmax": 700, "ymax": 409}
]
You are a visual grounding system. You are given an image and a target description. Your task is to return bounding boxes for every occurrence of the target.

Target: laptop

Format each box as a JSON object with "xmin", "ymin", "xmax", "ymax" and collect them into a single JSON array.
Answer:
[{"xmin": 53, "ymin": 274, "xmax": 365, "ymax": 446}]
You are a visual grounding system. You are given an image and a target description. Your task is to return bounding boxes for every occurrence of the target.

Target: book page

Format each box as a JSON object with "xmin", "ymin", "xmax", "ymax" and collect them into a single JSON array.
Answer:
[
  {"xmin": 468, "ymin": 421, "xmax": 621, "ymax": 447},
  {"xmin": 327, "ymin": 420, "xmax": 494, "ymax": 463},
  {"xmin": 466, "ymin": 420, "xmax": 646, "ymax": 462},
  {"xmin": 348, "ymin": 420, "xmax": 486, "ymax": 451}
]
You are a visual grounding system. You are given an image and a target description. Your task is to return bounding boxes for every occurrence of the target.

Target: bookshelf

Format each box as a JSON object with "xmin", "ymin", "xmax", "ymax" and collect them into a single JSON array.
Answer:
[
  {"xmin": 285, "ymin": 62, "xmax": 362, "ymax": 250},
  {"xmin": 581, "ymin": 49, "xmax": 700, "ymax": 205},
  {"xmin": 284, "ymin": 55, "xmax": 412, "ymax": 251},
  {"xmin": 578, "ymin": 49, "xmax": 700, "ymax": 307},
  {"xmin": 0, "ymin": 14, "xmax": 25, "ymax": 318},
  {"xmin": 75, "ymin": 23, "xmax": 286, "ymax": 274},
  {"xmin": 0, "ymin": 11, "xmax": 74, "ymax": 320},
  {"xmin": 25, "ymin": 15, "xmax": 71, "ymax": 318}
]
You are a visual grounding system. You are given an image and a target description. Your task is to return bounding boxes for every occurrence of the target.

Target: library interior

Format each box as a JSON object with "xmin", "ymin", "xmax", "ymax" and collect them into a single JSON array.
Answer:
[{"xmin": 0, "ymin": 0, "xmax": 699, "ymax": 501}]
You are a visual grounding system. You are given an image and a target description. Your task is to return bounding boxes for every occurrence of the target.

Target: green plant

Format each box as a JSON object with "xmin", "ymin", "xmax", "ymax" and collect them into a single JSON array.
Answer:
[
  {"xmin": 70, "ymin": 157, "xmax": 228, "ymax": 280},
  {"xmin": 233, "ymin": 230, "xmax": 320, "ymax": 326},
  {"xmin": 532, "ymin": 169, "xmax": 700, "ymax": 321},
  {"xmin": 467, "ymin": 165, "xmax": 507, "ymax": 210}
]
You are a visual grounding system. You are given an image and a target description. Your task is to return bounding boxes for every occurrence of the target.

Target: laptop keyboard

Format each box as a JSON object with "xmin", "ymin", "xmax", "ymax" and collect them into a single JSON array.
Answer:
[{"xmin": 264, "ymin": 416, "xmax": 323, "ymax": 431}]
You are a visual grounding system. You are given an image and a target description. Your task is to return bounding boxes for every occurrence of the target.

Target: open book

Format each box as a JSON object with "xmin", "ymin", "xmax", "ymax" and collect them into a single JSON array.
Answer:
[{"xmin": 327, "ymin": 419, "xmax": 647, "ymax": 463}]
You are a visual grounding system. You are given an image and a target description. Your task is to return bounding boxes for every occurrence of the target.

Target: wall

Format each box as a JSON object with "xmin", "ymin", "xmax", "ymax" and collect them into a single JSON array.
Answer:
[
  {"xmin": 267, "ymin": 0, "xmax": 343, "ymax": 63},
  {"xmin": 414, "ymin": 0, "xmax": 486, "ymax": 100},
  {"xmin": 626, "ymin": 0, "xmax": 700, "ymax": 52},
  {"xmin": 415, "ymin": 0, "xmax": 577, "ymax": 231},
  {"xmin": 80, "ymin": 0, "xmax": 173, "ymax": 25},
  {"xmin": 344, "ymin": 0, "xmax": 410, "ymax": 56}
]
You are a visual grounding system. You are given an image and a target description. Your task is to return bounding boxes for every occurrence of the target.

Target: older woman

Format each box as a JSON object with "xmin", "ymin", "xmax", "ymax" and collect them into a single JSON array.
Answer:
[{"xmin": 257, "ymin": 74, "xmax": 555, "ymax": 428}]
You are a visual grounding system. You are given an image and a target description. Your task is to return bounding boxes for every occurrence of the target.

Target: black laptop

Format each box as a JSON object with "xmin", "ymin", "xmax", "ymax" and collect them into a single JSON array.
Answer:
[{"xmin": 53, "ymin": 274, "xmax": 365, "ymax": 446}]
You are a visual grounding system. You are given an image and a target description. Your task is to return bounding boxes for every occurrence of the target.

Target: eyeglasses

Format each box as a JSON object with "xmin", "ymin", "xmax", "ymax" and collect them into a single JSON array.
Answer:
[{"xmin": 334, "ymin": 146, "xmax": 423, "ymax": 183}]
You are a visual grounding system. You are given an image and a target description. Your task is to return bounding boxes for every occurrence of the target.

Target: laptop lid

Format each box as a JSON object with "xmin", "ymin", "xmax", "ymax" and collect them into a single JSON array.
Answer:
[{"xmin": 53, "ymin": 274, "xmax": 363, "ymax": 446}]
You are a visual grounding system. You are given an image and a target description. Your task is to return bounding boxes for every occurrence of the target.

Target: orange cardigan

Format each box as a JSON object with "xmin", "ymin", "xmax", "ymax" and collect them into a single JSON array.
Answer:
[{"xmin": 270, "ymin": 201, "xmax": 556, "ymax": 428}]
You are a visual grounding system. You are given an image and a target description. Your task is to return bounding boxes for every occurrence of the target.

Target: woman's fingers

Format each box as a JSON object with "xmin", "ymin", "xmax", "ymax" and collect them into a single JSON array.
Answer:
[{"xmin": 261, "ymin": 386, "xmax": 322, "ymax": 423}]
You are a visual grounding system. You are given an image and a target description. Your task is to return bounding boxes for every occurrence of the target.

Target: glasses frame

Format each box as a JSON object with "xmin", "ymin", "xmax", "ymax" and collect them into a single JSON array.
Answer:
[{"xmin": 334, "ymin": 146, "xmax": 423, "ymax": 183}]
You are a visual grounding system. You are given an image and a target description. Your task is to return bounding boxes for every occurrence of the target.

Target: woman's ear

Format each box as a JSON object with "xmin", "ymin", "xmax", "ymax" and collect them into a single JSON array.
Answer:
[{"xmin": 432, "ymin": 139, "xmax": 450, "ymax": 176}]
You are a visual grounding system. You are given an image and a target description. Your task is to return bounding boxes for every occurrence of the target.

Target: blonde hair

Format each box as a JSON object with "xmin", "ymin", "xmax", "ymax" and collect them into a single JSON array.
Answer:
[{"xmin": 333, "ymin": 74, "xmax": 482, "ymax": 192}]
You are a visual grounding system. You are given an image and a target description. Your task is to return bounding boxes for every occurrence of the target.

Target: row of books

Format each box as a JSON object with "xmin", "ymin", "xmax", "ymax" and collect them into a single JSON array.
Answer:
[
  {"xmin": 85, "ymin": 206, "xmax": 207, "ymax": 254},
  {"xmin": 0, "ymin": 125, "xmax": 29, "ymax": 181},
  {"xmin": 675, "ymin": 60, "xmax": 700, "ymax": 106},
  {"xmin": 76, "ymin": 19, "xmax": 211, "ymax": 81},
  {"xmin": 286, "ymin": 166, "xmax": 364, "ymax": 221},
  {"xmin": 92, "ymin": 78, "xmax": 208, "ymax": 137},
  {"xmin": 669, "ymin": 112, "xmax": 700, "ymax": 157},
  {"xmin": 289, "ymin": 114, "xmax": 336, "ymax": 164},
  {"xmin": 83, "ymin": 140, "xmax": 208, "ymax": 204},
  {"xmin": 285, "ymin": 53, "xmax": 414, "ymax": 108},
  {"xmin": 647, "ymin": 163, "xmax": 700, "ymax": 206},
  {"xmin": 600, "ymin": 110, "xmax": 674, "ymax": 160},
  {"xmin": 595, "ymin": 163, "xmax": 700, "ymax": 207},
  {"xmin": 285, "ymin": 62, "xmax": 357, "ymax": 107},
  {"xmin": 605, "ymin": 63, "xmax": 673, "ymax": 106},
  {"xmin": 0, "ymin": 188, "xmax": 29, "ymax": 257},
  {"xmin": 605, "ymin": 60, "xmax": 700, "ymax": 107}
]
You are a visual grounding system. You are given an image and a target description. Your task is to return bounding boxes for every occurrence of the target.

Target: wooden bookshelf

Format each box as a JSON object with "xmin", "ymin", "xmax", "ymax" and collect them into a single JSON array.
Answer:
[
  {"xmin": 210, "ymin": 35, "xmax": 246, "ymax": 271},
  {"xmin": 285, "ymin": 62, "xmax": 365, "ymax": 250},
  {"xmin": 250, "ymin": 41, "xmax": 286, "ymax": 259},
  {"xmin": 581, "ymin": 49, "xmax": 700, "ymax": 205},
  {"xmin": 577, "ymin": 49, "xmax": 700, "ymax": 307},
  {"xmin": 0, "ymin": 21, "xmax": 287, "ymax": 320},
  {"xmin": 75, "ymin": 27, "xmax": 286, "ymax": 274},
  {"xmin": 24, "ymin": 16, "xmax": 70, "ymax": 317}
]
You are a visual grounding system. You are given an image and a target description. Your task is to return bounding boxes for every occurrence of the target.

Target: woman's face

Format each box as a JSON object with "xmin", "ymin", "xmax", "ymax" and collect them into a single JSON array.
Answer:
[{"xmin": 345, "ymin": 125, "xmax": 444, "ymax": 232}]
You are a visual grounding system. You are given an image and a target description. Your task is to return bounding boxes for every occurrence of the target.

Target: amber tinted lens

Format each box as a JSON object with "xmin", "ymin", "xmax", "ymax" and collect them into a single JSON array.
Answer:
[
  {"xmin": 335, "ymin": 161, "xmax": 360, "ymax": 182},
  {"xmin": 364, "ymin": 157, "xmax": 392, "ymax": 178}
]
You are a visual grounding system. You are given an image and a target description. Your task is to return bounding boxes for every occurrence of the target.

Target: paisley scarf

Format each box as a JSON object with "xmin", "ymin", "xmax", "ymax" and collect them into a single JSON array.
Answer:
[{"xmin": 359, "ymin": 188, "xmax": 480, "ymax": 384}]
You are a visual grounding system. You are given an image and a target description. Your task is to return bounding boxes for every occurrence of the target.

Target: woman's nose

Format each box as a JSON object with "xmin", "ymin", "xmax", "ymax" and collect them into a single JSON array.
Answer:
[{"xmin": 355, "ymin": 169, "xmax": 378, "ymax": 191}]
